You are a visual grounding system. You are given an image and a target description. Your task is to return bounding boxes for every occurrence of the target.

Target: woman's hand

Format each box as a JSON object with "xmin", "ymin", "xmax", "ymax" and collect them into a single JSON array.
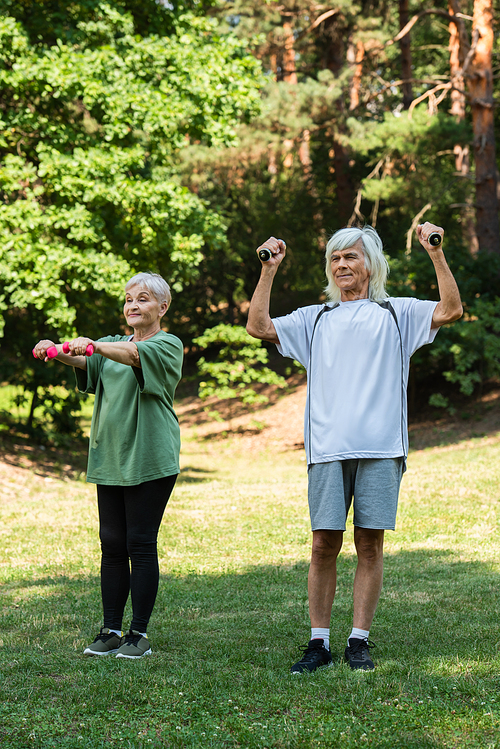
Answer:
[
  {"xmin": 33, "ymin": 340, "xmax": 57, "ymax": 362},
  {"xmin": 67, "ymin": 337, "xmax": 95, "ymax": 356}
]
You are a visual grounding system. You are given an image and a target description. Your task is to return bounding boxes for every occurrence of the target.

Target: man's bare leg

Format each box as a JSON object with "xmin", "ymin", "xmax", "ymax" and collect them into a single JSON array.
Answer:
[
  {"xmin": 352, "ymin": 527, "xmax": 385, "ymax": 630},
  {"xmin": 344, "ymin": 527, "xmax": 385, "ymax": 670},
  {"xmin": 308, "ymin": 529, "xmax": 344, "ymax": 627},
  {"xmin": 290, "ymin": 530, "xmax": 343, "ymax": 673}
]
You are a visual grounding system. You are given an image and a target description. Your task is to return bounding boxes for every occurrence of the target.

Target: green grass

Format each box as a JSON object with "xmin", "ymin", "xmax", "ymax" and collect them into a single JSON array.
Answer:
[{"xmin": 1, "ymin": 426, "xmax": 500, "ymax": 748}]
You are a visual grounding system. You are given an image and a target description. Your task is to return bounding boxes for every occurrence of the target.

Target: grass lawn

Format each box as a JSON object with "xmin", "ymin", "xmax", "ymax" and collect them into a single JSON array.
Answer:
[{"xmin": 0, "ymin": 397, "xmax": 499, "ymax": 748}]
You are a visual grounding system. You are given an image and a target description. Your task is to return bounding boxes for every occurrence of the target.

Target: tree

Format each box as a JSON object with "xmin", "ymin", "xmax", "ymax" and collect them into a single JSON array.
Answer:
[
  {"xmin": 194, "ymin": 323, "xmax": 286, "ymax": 428},
  {"xmin": 399, "ymin": 0, "xmax": 414, "ymax": 109},
  {"xmin": 468, "ymin": 0, "xmax": 499, "ymax": 254},
  {"xmin": 0, "ymin": 1, "xmax": 263, "ymax": 438},
  {"xmin": 179, "ymin": 0, "xmax": 499, "ymax": 408}
]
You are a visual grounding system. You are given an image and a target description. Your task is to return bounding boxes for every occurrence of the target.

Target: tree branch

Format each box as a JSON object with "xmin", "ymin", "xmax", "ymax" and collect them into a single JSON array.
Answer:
[
  {"xmin": 407, "ymin": 203, "xmax": 432, "ymax": 253},
  {"xmin": 276, "ymin": 9, "xmax": 342, "ymax": 46}
]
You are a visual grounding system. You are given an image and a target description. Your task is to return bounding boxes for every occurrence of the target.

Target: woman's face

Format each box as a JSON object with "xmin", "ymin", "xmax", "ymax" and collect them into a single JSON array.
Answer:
[{"xmin": 123, "ymin": 285, "xmax": 167, "ymax": 330}]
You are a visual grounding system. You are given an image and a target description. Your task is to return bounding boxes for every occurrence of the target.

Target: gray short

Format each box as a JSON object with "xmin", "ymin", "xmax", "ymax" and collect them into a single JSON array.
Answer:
[{"xmin": 307, "ymin": 458, "xmax": 404, "ymax": 531}]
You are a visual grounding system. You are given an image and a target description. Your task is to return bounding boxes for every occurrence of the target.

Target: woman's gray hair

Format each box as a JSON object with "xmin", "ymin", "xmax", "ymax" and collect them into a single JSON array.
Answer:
[
  {"xmin": 324, "ymin": 225, "xmax": 389, "ymax": 303},
  {"xmin": 125, "ymin": 272, "xmax": 172, "ymax": 309}
]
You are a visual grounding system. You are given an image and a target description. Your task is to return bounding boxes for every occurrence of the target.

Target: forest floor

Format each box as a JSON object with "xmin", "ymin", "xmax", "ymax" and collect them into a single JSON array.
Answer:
[
  {"xmin": 175, "ymin": 376, "xmax": 500, "ymax": 455},
  {"xmin": 1, "ymin": 378, "xmax": 500, "ymax": 749},
  {"xmin": 0, "ymin": 376, "xmax": 499, "ymax": 480}
]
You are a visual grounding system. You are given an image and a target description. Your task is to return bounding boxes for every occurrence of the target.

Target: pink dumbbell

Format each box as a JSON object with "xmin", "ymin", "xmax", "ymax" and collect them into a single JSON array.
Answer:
[
  {"xmin": 61, "ymin": 341, "xmax": 94, "ymax": 357},
  {"xmin": 32, "ymin": 342, "xmax": 94, "ymax": 359}
]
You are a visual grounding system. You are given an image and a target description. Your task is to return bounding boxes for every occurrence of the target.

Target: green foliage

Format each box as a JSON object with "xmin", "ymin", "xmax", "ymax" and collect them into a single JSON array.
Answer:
[
  {"xmin": 443, "ymin": 297, "xmax": 500, "ymax": 396},
  {"xmin": 178, "ymin": 1, "xmax": 500, "ymax": 411},
  {"xmin": 194, "ymin": 323, "xmax": 286, "ymax": 408},
  {"xmin": 428, "ymin": 392, "xmax": 450, "ymax": 409},
  {"xmin": 1, "ymin": 0, "xmax": 499, "ymax": 436},
  {"xmin": 0, "ymin": 2, "xmax": 263, "ymax": 438}
]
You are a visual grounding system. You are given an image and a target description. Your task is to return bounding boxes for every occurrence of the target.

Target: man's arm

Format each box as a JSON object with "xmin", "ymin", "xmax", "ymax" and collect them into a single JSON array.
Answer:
[
  {"xmin": 246, "ymin": 236, "xmax": 286, "ymax": 344},
  {"xmin": 416, "ymin": 222, "xmax": 463, "ymax": 329}
]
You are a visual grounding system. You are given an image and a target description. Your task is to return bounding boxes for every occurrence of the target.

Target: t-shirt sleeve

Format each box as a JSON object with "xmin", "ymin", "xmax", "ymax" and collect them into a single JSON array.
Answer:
[
  {"xmin": 392, "ymin": 297, "xmax": 439, "ymax": 356},
  {"xmin": 134, "ymin": 335, "xmax": 184, "ymax": 399},
  {"xmin": 272, "ymin": 306, "xmax": 321, "ymax": 367}
]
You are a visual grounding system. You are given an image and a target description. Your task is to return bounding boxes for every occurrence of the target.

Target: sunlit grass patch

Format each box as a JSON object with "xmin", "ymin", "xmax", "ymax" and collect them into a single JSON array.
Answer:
[{"xmin": 0, "ymin": 430, "xmax": 499, "ymax": 747}]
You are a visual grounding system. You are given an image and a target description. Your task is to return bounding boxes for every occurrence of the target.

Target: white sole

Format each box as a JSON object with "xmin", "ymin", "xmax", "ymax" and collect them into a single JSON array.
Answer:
[
  {"xmin": 115, "ymin": 648, "xmax": 152, "ymax": 659},
  {"xmin": 83, "ymin": 648, "xmax": 119, "ymax": 656}
]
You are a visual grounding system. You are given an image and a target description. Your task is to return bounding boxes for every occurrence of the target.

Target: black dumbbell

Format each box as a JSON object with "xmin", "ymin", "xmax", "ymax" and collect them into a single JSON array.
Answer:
[
  {"xmin": 428, "ymin": 232, "xmax": 442, "ymax": 246},
  {"xmin": 258, "ymin": 241, "xmax": 286, "ymax": 262}
]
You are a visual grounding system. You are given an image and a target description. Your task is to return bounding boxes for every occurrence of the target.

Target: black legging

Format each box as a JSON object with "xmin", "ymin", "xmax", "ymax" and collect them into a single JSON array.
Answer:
[{"xmin": 97, "ymin": 475, "xmax": 177, "ymax": 632}]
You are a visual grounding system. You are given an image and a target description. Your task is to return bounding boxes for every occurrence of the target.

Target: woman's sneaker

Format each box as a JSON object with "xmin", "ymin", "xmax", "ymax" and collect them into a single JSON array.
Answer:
[
  {"xmin": 115, "ymin": 630, "xmax": 152, "ymax": 659},
  {"xmin": 83, "ymin": 627, "xmax": 122, "ymax": 656}
]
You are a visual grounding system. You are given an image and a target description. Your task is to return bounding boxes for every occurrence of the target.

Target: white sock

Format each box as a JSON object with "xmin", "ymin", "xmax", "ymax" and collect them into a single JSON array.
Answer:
[
  {"xmin": 109, "ymin": 629, "xmax": 122, "ymax": 637},
  {"xmin": 311, "ymin": 628, "xmax": 330, "ymax": 649},
  {"xmin": 348, "ymin": 627, "xmax": 369, "ymax": 645}
]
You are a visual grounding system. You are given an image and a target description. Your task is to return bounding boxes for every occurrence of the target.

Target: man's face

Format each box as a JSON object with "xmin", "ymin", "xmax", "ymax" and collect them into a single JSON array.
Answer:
[{"xmin": 330, "ymin": 241, "xmax": 370, "ymax": 299}]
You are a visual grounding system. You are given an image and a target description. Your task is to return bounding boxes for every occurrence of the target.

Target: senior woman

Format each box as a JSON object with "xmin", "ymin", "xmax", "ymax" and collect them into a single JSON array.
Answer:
[{"xmin": 33, "ymin": 272, "xmax": 183, "ymax": 659}]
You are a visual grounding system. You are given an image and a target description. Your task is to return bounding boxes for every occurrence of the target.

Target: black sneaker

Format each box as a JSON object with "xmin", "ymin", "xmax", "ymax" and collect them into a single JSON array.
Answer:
[
  {"xmin": 290, "ymin": 638, "xmax": 333, "ymax": 674},
  {"xmin": 344, "ymin": 637, "xmax": 375, "ymax": 670}
]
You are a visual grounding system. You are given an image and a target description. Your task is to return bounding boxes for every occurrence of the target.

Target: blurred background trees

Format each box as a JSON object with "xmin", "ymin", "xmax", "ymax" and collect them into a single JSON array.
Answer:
[{"xmin": 0, "ymin": 0, "xmax": 498, "ymax": 440}]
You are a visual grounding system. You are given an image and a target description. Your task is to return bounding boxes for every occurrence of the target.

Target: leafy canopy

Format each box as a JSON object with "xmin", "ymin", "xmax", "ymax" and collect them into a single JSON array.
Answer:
[{"xmin": 0, "ymin": 1, "xmax": 264, "ymax": 438}]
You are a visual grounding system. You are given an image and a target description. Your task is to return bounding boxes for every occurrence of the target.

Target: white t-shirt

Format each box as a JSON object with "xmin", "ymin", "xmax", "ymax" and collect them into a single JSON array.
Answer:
[{"xmin": 272, "ymin": 297, "xmax": 439, "ymax": 465}]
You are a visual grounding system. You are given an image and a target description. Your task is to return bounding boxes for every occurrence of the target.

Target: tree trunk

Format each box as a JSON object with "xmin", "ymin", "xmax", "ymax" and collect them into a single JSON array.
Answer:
[
  {"xmin": 282, "ymin": 20, "xmax": 298, "ymax": 84},
  {"xmin": 399, "ymin": 0, "xmax": 413, "ymax": 109},
  {"xmin": 448, "ymin": 0, "xmax": 468, "ymax": 119},
  {"xmin": 448, "ymin": 0, "xmax": 478, "ymax": 254},
  {"xmin": 27, "ymin": 386, "xmax": 39, "ymax": 430},
  {"xmin": 468, "ymin": 0, "xmax": 499, "ymax": 254},
  {"xmin": 348, "ymin": 39, "xmax": 364, "ymax": 111},
  {"xmin": 332, "ymin": 139, "xmax": 356, "ymax": 226}
]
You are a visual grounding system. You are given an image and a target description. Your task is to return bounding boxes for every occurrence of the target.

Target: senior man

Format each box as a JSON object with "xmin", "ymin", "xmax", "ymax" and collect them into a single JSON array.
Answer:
[{"xmin": 246, "ymin": 223, "xmax": 462, "ymax": 672}]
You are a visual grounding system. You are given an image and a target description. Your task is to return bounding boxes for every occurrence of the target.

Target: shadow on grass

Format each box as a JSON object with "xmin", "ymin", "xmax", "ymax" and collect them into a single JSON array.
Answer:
[
  {"xmin": 0, "ymin": 432, "xmax": 88, "ymax": 480},
  {"xmin": 1, "ymin": 550, "xmax": 498, "ymax": 748},
  {"xmin": 2, "ymin": 549, "xmax": 499, "ymax": 667},
  {"xmin": 177, "ymin": 465, "xmax": 217, "ymax": 484}
]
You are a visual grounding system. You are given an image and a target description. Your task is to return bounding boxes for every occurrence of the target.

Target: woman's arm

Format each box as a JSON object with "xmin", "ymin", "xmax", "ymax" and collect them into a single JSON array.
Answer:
[
  {"xmin": 67, "ymin": 337, "xmax": 141, "ymax": 368},
  {"xmin": 33, "ymin": 340, "xmax": 87, "ymax": 370}
]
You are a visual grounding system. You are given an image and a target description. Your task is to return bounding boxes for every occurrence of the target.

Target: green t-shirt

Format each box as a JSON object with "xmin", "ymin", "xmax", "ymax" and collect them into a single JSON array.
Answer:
[{"xmin": 75, "ymin": 331, "xmax": 183, "ymax": 486}]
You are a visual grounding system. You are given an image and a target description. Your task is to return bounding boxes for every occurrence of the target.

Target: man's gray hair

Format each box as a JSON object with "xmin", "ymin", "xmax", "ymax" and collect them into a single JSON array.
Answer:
[
  {"xmin": 125, "ymin": 272, "xmax": 172, "ymax": 309},
  {"xmin": 324, "ymin": 225, "xmax": 390, "ymax": 303}
]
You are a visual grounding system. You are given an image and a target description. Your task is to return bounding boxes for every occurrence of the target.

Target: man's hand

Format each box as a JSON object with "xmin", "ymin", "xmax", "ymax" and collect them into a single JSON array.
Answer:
[
  {"xmin": 247, "ymin": 237, "xmax": 286, "ymax": 344},
  {"xmin": 256, "ymin": 237, "xmax": 287, "ymax": 268},
  {"xmin": 416, "ymin": 222, "xmax": 444, "ymax": 253}
]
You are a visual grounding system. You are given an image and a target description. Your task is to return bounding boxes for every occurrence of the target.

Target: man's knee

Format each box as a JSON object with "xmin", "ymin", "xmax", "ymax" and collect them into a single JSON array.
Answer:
[
  {"xmin": 311, "ymin": 530, "xmax": 343, "ymax": 564},
  {"xmin": 354, "ymin": 528, "xmax": 384, "ymax": 565}
]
